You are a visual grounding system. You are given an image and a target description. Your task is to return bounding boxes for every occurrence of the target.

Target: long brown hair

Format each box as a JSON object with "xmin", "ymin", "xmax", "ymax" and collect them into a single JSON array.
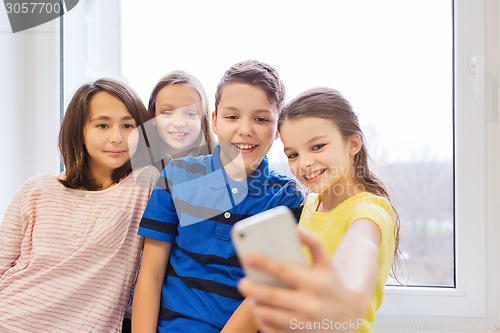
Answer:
[
  {"xmin": 58, "ymin": 78, "xmax": 149, "ymax": 190},
  {"xmin": 278, "ymin": 87, "xmax": 401, "ymax": 277}
]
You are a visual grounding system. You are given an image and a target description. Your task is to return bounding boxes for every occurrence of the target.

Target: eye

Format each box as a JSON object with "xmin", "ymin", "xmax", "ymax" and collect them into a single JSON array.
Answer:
[
  {"xmin": 123, "ymin": 123, "xmax": 136, "ymax": 129},
  {"xmin": 96, "ymin": 124, "xmax": 108, "ymax": 129},
  {"xmin": 186, "ymin": 111, "xmax": 198, "ymax": 118},
  {"xmin": 225, "ymin": 115, "xmax": 238, "ymax": 120},
  {"xmin": 287, "ymin": 152, "xmax": 298, "ymax": 160},
  {"xmin": 312, "ymin": 144, "xmax": 326, "ymax": 151},
  {"xmin": 162, "ymin": 111, "xmax": 173, "ymax": 117},
  {"xmin": 255, "ymin": 117, "xmax": 268, "ymax": 123}
]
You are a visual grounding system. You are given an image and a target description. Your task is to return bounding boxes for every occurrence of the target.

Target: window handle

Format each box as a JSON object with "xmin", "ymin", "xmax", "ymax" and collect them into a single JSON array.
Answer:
[{"xmin": 470, "ymin": 55, "xmax": 485, "ymax": 97}]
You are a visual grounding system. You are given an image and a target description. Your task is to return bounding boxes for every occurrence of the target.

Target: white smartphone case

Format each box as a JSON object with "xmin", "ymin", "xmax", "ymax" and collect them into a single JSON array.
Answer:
[{"xmin": 231, "ymin": 206, "xmax": 307, "ymax": 286}]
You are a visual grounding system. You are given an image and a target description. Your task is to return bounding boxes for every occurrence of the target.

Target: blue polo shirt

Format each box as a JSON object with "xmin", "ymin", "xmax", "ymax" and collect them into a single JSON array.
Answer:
[{"xmin": 138, "ymin": 145, "xmax": 304, "ymax": 333}]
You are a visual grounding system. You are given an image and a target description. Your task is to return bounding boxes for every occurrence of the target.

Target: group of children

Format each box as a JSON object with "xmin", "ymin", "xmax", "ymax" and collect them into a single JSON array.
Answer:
[{"xmin": 0, "ymin": 60, "xmax": 399, "ymax": 333}]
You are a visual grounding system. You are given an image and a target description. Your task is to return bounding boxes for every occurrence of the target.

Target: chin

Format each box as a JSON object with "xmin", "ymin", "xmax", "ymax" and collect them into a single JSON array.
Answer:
[{"xmin": 303, "ymin": 183, "xmax": 323, "ymax": 194}]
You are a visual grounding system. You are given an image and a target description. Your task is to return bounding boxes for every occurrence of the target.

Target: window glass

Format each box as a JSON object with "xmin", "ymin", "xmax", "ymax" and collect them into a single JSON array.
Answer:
[{"xmin": 120, "ymin": 0, "xmax": 454, "ymax": 286}]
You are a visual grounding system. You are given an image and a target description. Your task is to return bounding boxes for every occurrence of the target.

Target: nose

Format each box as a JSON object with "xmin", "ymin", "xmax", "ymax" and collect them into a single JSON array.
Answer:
[
  {"xmin": 109, "ymin": 126, "xmax": 124, "ymax": 144},
  {"xmin": 238, "ymin": 119, "xmax": 254, "ymax": 137},
  {"xmin": 298, "ymin": 154, "xmax": 313, "ymax": 170},
  {"xmin": 172, "ymin": 112, "xmax": 188, "ymax": 127}
]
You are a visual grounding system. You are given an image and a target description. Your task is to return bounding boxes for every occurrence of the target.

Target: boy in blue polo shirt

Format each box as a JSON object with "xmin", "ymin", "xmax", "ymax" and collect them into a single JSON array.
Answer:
[{"xmin": 132, "ymin": 60, "xmax": 304, "ymax": 333}]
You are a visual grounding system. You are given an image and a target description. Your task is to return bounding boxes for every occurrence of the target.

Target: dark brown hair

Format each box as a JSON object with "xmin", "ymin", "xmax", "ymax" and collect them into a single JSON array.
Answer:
[
  {"xmin": 278, "ymin": 87, "xmax": 401, "ymax": 277},
  {"xmin": 147, "ymin": 70, "xmax": 213, "ymax": 155},
  {"xmin": 58, "ymin": 78, "xmax": 149, "ymax": 190},
  {"xmin": 214, "ymin": 60, "xmax": 286, "ymax": 114}
]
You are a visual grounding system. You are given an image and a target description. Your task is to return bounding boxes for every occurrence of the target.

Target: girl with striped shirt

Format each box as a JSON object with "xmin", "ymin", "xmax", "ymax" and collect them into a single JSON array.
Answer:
[{"xmin": 0, "ymin": 78, "xmax": 158, "ymax": 333}]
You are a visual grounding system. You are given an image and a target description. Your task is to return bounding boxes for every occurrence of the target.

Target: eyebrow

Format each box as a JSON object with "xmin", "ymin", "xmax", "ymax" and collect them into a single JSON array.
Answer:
[
  {"xmin": 254, "ymin": 109, "xmax": 274, "ymax": 115},
  {"xmin": 157, "ymin": 103, "xmax": 176, "ymax": 109},
  {"xmin": 89, "ymin": 115, "xmax": 135, "ymax": 122},
  {"xmin": 157, "ymin": 104, "xmax": 197, "ymax": 111},
  {"xmin": 283, "ymin": 135, "xmax": 327, "ymax": 152},
  {"xmin": 220, "ymin": 107, "xmax": 273, "ymax": 114},
  {"xmin": 220, "ymin": 107, "xmax": 239, "ymax": 112}
]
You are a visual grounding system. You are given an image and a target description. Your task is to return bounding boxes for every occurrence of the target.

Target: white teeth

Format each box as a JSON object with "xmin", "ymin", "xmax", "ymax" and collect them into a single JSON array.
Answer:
[
  {"xmin": 170, "ymin": 132, "xmax": 187, "ymax": 136},
  {"xmin": 304, "ymin": 169, "xmax": 325, "ymax": 180},
  {"xmin": 234, "ymin": 143, "xmax": 256, "ymax": 150}
]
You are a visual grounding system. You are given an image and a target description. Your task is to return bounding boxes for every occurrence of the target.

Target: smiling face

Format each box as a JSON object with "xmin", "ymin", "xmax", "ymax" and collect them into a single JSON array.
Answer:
[
  {"xmin": 84, "ymin": 91, "xmax": 137, "ymax": 186},
  {"xmin": 280, "ymin": 116, "xmax": 362, "ymax": 208},
  {"xmin": 155, "ymin": 84, "xmax": 203, "ymax": 154},
  {"xmin": 212, "ymin": 82, "xmax": 279, "ymax": 178}
]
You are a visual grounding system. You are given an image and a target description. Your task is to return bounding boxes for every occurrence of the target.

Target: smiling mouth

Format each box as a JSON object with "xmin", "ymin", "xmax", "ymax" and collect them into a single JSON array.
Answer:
[
  {"xmin": 303, "ymin": 168, "xmax": 326, "ymax": 180},
  {"xmin": 106, "ymin": 150, "xmax": 127, "ymax": 156},
  {"xmin": 169, "ymin": 132, "xmax": 189, "ymax": 137},
  {"xmin": 233, "ymin": 143, "xmax": 258, "ymax": 150}
]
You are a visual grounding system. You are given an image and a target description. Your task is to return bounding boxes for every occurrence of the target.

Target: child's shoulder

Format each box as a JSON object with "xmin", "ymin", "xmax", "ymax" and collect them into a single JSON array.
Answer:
[
  {"xmin": 353, "ymin": 192, "xmax": 392, "ymax": 209},
  {"xmin": 346, "ymin": 192, "xmax": 395, "ymax": 223},
  {"xmin": 268, "ymin": 169, "xmax": 301, "ymax": 187},
  {"xmin": 132, "ymin": 164, "xmax": 160, "ymax": 176},
  {"xmin": 266, "ymin": 170, "xmax": 305, "ymax": 200},
  {"xmin": 13, "ymin": 173, "xmax": 64, "ymax": 201},
  {"xmin": 22, "ymin": 173, "xmax": 61, "ymax": 190},
  {"xmin": 130, "ymin": 165, "xmax": 161, "ymax": 188},
  {"xmin": 162, "ymin": 154, "xmax": 212, "ymax": 183}
]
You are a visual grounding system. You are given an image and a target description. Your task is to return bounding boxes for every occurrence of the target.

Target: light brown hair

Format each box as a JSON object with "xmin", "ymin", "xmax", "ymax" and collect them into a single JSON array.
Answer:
[
  {"xmin": 278, "ymin": 87, "xmax": 401, "ymax": 277},
  {"xmin": 147, "ymin": 70, "xmax": 213, "ymax": 156}
]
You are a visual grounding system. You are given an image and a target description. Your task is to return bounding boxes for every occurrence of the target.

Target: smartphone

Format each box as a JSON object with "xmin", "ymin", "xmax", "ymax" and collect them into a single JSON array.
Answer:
[{"xmin": 231, "ymin": 206, "xmax": 307, "ymax": 286}]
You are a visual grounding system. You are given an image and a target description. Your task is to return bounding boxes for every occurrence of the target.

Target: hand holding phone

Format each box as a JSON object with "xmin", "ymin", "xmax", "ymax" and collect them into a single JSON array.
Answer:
[{"xmin": 231, "ymin": 206, "xmax": 308, "ymax": 286}]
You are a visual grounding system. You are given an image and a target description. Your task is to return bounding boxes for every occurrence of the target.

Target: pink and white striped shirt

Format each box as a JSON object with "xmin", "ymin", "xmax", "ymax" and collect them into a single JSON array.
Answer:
[{"xmin": 0, "ymin": 166, "xmax": 158, "ymax": 333}]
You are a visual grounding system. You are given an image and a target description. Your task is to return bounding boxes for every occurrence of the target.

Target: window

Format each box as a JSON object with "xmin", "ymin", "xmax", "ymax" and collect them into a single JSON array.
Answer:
[
  {"xmin": 63, "ymin": 0, "xmax": 496, "ymax": 328},
  {"xmin": 120, "ymin": 0, "xmax": 454, "ymax": 287}
]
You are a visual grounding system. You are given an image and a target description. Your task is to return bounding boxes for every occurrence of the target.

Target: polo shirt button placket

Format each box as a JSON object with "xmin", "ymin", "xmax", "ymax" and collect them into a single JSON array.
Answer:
[{"xmin": 224, "ymin": 212, "xmax": 231, "ymax": 219}]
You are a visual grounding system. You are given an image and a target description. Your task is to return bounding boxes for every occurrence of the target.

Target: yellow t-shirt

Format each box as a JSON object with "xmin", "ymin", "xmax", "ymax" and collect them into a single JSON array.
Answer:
[{"xmin": 299, "ymin": 191, "xmax": 396, "ymax": 333}]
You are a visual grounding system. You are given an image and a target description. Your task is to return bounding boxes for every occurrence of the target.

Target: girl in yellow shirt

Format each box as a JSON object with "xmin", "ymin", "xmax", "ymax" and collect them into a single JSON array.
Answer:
[{"xmin": 238, "ymin": 87, "xmax": 400, "ymax": 333}]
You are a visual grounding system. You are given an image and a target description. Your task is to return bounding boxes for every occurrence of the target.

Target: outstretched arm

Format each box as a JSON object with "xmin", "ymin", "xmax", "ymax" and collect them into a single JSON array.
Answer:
[{"xmin": 238, "ymin": 223, "xmax": 380, "ymax": 333}]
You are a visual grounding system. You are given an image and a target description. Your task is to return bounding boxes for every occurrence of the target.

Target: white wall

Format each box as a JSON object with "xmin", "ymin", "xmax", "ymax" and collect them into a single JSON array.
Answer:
[{"xmin": 0, "ymin": 11, "xmax": 60, "ymax": 219}]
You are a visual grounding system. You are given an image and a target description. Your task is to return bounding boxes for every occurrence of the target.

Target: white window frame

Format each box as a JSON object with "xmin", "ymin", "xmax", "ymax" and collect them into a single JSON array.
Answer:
[
  {"xmin": 377, "ymin": 0, "xmax": 500, "ymax": 331},
  {"xmin": 63, "ymin": 0, "xmax": 500, "ymax": 331},
  {"xmin": 62, "ymin": 0, "xmax": 123, "ymax": 109}
]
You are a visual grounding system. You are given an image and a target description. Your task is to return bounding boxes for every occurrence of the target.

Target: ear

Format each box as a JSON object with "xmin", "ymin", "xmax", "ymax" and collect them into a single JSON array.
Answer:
[
  {"xmin": 274, "ymin": 129, "xmax": 280, "ymax": 140},
  {"xmin": 349, "ymin": 134, "xmax": 362, "ymax": 156},
  {"xmin": 211, "ymin": 111, "xmax": 218, "ymax": 135}
]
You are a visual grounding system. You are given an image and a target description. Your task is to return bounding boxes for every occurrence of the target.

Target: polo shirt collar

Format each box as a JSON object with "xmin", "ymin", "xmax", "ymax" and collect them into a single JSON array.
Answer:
[{"xmin": 207, "ymin": 144, "xmax": 270, "ymax": 195}]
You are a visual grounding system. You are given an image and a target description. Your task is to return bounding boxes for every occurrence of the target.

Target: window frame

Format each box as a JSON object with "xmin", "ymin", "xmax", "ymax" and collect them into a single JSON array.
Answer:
[
  {"xmin": 62, "ymin": 0, "xmax": 122, "ymax": 110},
  {"xmin": 377, "ymin": 0, "xmax": 497, "ymax": 327},
  {"xmin": 63, "ymin": 0, "xmax": 500, "ymax": 330}
]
